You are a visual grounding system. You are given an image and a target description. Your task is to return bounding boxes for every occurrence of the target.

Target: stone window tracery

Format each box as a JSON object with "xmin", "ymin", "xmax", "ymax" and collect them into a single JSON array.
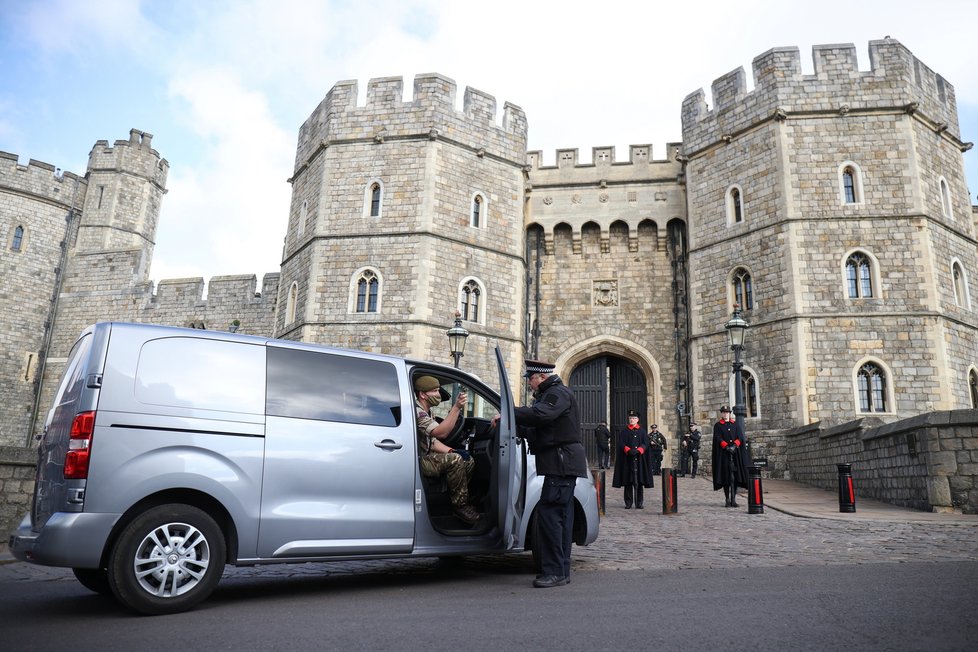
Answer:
[
  {"xmin": 355, "ymin": 269, "xmax": 379, "ymax": 313},
  {"xmin": 460, "ymin": 279, "xmax": 483, "ymax": 323},
  {"xmin": 846, "ymin": 252, "xmax": 874, "ymax": 299},
  {"xmin": 731, "ymin": 267, "xmax": 753, "ymax": 310},
  {"xmin": 857, "ymin": 362, "xmax": 888, "ymax": 413}
]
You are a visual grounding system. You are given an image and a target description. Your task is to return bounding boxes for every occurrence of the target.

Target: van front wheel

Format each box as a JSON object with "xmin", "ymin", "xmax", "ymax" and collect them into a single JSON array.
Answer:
[{"xmin": 108, "ymin": 504, "xmax": 226, "ymax": 615}]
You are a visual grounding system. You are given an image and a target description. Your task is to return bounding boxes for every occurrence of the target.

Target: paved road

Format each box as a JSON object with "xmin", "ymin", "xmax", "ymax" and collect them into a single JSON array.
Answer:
[
  {"xmin": 3, "ymin": 476, "xmax": 977, "ymax": 650},
  {"xmin": 4, "ymin": 475, "xmax": 976, "ymax": 580}
]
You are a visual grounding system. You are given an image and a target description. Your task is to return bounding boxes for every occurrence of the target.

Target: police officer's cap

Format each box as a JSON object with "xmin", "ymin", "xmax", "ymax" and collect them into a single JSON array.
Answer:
[{"xmin": 524, "ymin": 359, "xmax": 555, "ymax": 378}]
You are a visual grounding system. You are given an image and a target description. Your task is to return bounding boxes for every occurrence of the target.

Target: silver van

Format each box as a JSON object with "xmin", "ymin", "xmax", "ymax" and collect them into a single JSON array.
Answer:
[{"xmin": 9, "ymin": 322, "xmax": 598, "ymax": 614}]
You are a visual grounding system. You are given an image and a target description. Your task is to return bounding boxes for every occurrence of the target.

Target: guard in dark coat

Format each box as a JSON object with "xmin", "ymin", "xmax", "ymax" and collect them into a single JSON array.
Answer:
[
  {"xmin": 648, "ymin": 424, "xmax": 667, "ymax": 475},
  {"xmin": 512, "ymin": 359, "xmax": 587, "ymax": 589},
  {"xmin": 712, "ymin": 405, "xmax": 750, "ymax": 507},
  {"xmin": 612, "ymin": 409, "xmax": 654, "ymax": 509},
  {"xmin": 594, "ymin": 421, "xmax": 612, "ymax": 469},
  {"xmin": 688, "ymin": 423, "xmax": 702, "ymax": 479}
]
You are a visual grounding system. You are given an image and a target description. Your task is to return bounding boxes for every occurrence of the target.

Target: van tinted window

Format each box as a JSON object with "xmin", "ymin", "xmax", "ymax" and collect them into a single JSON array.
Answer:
[
  {"xmin": 57, "ymin": 332, "xmax": 94, "ymax": 407},
  {"xmin": 135, "ymin": 337, "xmax": 265, "ymax": 414},
  {"xmin": 266, "ymin": 347, "xmax": 401, "ymax": 426}
]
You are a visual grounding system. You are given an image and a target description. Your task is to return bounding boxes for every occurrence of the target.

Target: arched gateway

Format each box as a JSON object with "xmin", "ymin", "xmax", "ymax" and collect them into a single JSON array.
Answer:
[{"xmin": 570, "ymin": 355, "xmax": 648, "ymax": 466}]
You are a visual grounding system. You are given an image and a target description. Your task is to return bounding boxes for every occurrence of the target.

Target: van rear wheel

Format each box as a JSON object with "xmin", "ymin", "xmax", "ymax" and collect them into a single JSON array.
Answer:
[
  {"xmin": 72, "ymin": 567, "xmax": 111, "ymax": 595},
  {"xmin": 108, "ymin": 504, "xmax": 226, "ymax": 615}
]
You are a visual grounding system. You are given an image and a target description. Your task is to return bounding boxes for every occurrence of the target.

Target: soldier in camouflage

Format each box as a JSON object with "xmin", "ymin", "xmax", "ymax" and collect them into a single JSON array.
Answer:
[{"xmin": 415, "ymin": 375, "xmax": 480, "ymax": 525}]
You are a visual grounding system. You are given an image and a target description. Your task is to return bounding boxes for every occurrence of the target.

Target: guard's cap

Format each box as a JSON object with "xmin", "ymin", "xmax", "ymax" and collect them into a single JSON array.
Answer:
[
  {"xmin": 720, "ymin": 405, "xmax": 732, "ymax": 412},
  {"xmin": 628, "ymin": 410, "xmax": 639, "ymax": 418}
]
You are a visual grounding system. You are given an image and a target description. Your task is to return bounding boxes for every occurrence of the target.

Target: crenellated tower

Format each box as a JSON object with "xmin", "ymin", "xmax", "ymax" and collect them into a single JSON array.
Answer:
[
  {"xmin": 681, "ymin": 38, "xmax": 978, "ymax": 469},
  {"xmin": 280, "ymin": 74, "xmax": 528, "ymax": 380},
  {"xmin": 523, "ymin": 143, "xmax": 688, "ymax": 440}
]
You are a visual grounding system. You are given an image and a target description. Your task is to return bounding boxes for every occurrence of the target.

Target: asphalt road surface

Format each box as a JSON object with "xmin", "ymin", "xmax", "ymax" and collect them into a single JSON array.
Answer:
[{"xmin": 1, "ymin": 557, "xmax": 976, "ymax": 651}]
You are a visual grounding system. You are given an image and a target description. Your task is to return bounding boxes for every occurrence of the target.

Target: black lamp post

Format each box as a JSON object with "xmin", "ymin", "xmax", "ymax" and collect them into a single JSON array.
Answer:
[
  {"xmin": 447, "ymin": 311, "xmax": 469, "ymax": 369},
  {"xmin": 725, "ymin": 305, "xmax": 750, "ymax": 423}
]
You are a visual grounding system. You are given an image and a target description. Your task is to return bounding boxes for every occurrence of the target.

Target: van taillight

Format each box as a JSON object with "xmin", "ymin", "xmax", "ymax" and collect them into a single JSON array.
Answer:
[{"xmin": 64, "ymin": 411, "xmax": 95, "ymax": 479}]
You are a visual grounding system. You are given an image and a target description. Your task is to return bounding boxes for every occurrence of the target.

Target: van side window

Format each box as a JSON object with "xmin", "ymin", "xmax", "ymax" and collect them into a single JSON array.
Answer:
[
  {"xmin": 56, "ymin": 332, "xmax": 94, "ymax": 407},
  {"xmin": 135, "ymin": 338, "xmax": 266, "ymax": 414},
  {"xmin": 266, "ymin": 347, "xmax": 401, "ymax": 427}
]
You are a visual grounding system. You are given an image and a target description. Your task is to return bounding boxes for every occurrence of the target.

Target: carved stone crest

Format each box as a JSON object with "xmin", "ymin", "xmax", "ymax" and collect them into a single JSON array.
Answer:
[{"xmin": 593, "ymin": 280, "xmax": 619, "ymax": 307}]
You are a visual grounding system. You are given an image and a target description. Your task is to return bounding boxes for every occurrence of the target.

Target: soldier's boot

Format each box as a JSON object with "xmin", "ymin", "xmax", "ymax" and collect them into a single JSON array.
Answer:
[
  {"xmin": 723, "ymin": 486, "xmax": 731, "ymax": 507},
  {"xmin": 730, "ymin": 487, "xmax": 739, "ymax": 507}
]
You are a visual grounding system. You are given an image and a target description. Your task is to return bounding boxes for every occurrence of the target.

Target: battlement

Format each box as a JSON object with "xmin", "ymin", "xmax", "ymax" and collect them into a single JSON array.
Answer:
[
  {"xmin": 294, "ymin": 74, "xmax": 527, "ymax": 172},
  {"xmin": 526, "ymin": 143, "xmax": 684, "ymax": 188},
  {"xmin": 87, "ymin": 129, "xmax": 169, "ymax": 188},
  {"xmin": 0, "ymin": 150, "xmax": 86, "ymax": 204},
  {"xmin": 150, "ymin": 273, "xmax": 280, "ymax": 307},
  {"xmin": 682, "ymin": 39, "xmax": 960, "ymax": 153}
]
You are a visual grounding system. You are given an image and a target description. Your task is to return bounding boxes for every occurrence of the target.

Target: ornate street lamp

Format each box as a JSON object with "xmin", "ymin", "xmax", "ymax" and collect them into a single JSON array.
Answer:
[
  {"xmin": 447, "ymin": 310, "xmax": 469, "ymax": 369},
  {"xmin": 724, "ymin": 304, "xmax": 750, "ymax": 423}
]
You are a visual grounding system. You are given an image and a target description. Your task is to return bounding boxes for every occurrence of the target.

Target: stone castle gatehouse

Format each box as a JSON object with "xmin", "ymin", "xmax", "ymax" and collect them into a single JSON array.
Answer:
[{"xmin": 2, "ymin": 39, "xmax": 977, "ymax": 528}]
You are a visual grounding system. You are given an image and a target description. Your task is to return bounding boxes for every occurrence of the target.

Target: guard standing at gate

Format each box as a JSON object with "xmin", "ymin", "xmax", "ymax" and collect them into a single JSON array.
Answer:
[
  {"xmin": 648, "ymin": 423, "xmax": 667, "ymax": 475},
  {"xmin": 711, "ymin": 405, "xmax": 750, "ymax": 507},
  {"xmin": 613, "ymin": 409, "xmax": 654, "ymax": 509}
]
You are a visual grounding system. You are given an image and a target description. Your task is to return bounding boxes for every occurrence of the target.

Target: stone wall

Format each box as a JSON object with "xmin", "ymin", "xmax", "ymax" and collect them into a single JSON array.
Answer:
[
  {"xmin": 0, "ymin": 446, "xmax": 36, "ymax": 547},
  {"xmin": 784, "ymin": 410, "xmax": 978, "ymax": 513}
]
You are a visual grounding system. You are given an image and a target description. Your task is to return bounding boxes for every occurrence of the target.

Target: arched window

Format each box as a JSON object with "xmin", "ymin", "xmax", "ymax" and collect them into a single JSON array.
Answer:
[
  {"xmin": 286, "ymin": 282, "xmax": 298, "ymax": 324},
  {"xmin": 842, "ymin": 168, "xmax": 856, "ymax": 204},
  {"xmin": 970, "ymin": 369, "xmax": 978, "ymax": 408},
  {"xmin": 11, "ymin": 225, "xmax": 24, "ymax": 252},
  {"xmin": 726, "ymin": 185, "xmax": 744, "ymax": 225},
  {"xmin": 297, "ymin": 200, "xmax": 307, "ymax": 238},
  {"xmin": 939, "ymin": 177, "xmax": 953, "ymax": 219},
  {"xmin": 356, "ymin": 270, "xmax": 379, "ymax": 313},
  {"xmin": 846, "ymin": 252, "xmax": 874, "ymax": 299},
  {"xmin": 839, "ymin": 162, "xmax": 863, "ymax": 205},
  {"xmin": 857, "ymin": 362, "xmax": 888, "ymax": 413},
  {"xmin": 730, "ymin": 368, "xmax": 759, "ymax": 418},
  {"xmin": 460, "ymin": 279, "xmax": 483, "ymax": 323},
  {"xmin": 731, "ymin": 267, "xmax": 753, "ymax": 310},
  {"xmin": 364, "ymin": 181, "xmax": 384, "ymax": 218},
  {"xmin": 741, "ymin": 369, "xmax": 758, "ymax": 418},
  {"xmin": 952, "ymin": 260, "xmax": 970, "ymax": 308},
  {"xmin": 471, "ymin": 194, "xmax": 484, "ymax": 228}
]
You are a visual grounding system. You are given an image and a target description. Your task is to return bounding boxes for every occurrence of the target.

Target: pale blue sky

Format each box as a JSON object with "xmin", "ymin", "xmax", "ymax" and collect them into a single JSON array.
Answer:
[{"xmin": 2, "ymin": 0, "xmax": 977, "ymax": 283}]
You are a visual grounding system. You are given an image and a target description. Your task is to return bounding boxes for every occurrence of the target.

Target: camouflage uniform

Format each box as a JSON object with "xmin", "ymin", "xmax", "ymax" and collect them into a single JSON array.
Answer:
[{"xmin": 416, "ymin": 401, "xmax": 474, "ymax": 509}]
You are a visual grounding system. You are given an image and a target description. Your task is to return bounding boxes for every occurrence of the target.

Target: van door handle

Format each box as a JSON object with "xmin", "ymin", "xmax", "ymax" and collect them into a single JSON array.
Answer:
[{"xmin": 374, "ymin": 439, "xmax": 403, "ymax": 451}]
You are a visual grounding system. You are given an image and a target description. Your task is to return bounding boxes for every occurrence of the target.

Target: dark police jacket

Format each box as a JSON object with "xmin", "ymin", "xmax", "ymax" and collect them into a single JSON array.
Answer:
[{"xmin": 514, "ymin": 375, "xmax": 587, "ymax": 478}]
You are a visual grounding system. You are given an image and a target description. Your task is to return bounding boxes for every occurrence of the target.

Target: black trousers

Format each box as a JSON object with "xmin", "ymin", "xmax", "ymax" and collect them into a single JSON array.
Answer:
[
  {"xmin": 623, "ymin": 484, "xmax": 644, "ymax": 507},
  {"xmin": 538, "ymin": 475, "xmax": 576, "ymax": 577}
]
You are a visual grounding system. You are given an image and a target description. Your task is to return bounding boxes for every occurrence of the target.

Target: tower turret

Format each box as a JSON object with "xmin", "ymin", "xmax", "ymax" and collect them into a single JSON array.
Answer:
[{"xmin": 281, "ymin": 75, "xmax": 528, "ymax": 379}]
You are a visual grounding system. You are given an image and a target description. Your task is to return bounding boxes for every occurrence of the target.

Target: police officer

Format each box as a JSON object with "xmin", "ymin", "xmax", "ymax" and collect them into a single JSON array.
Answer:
[
  {"xmin": 594, "ymin": 420, "xmax": 612, "ymax": 469},
  {"xmin": 502, "ymin": 359, "xmax": 587, "ymax": 588},
  {"xmin": 678, "ymin": 429, "xmax": 692, "ymax": 476},
  {"xmin": 688, "ymin": 423, "xmax": 702, "ymax": 479},
  {"xmin": 647, "ymin": 423, "xmax": 667, "ymax": 475}
]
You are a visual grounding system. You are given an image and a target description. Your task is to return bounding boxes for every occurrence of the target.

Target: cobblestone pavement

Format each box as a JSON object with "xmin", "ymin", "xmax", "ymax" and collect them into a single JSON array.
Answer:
[{"xmin": 3, "ymin": 476, "xmax": 977, "ymax": 585}]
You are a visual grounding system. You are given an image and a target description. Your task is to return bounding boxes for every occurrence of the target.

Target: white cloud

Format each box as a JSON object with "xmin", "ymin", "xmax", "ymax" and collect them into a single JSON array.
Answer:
[{"xmin": 150, "ymin": 68, "xmax": 292, "ymax": 282}]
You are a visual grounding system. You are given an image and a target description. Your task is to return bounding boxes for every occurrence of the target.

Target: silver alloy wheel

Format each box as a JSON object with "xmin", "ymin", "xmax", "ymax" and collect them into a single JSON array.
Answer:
[{"xmin": 132, "ymin": 521, "xmax": 210, "ymax": 597}]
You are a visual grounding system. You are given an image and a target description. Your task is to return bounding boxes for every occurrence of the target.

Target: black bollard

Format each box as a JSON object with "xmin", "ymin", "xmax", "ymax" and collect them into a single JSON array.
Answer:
[
  {"xmin": 837, "ymin": 463, "xmax": 856, "ymax": 513},
  {"xmin": 661, "ymin": 468, "xmax": 678, "ymax": 514},
  {"xmin": 747, "ymin": 465, "xmax": 764, "ymax": 514}
]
